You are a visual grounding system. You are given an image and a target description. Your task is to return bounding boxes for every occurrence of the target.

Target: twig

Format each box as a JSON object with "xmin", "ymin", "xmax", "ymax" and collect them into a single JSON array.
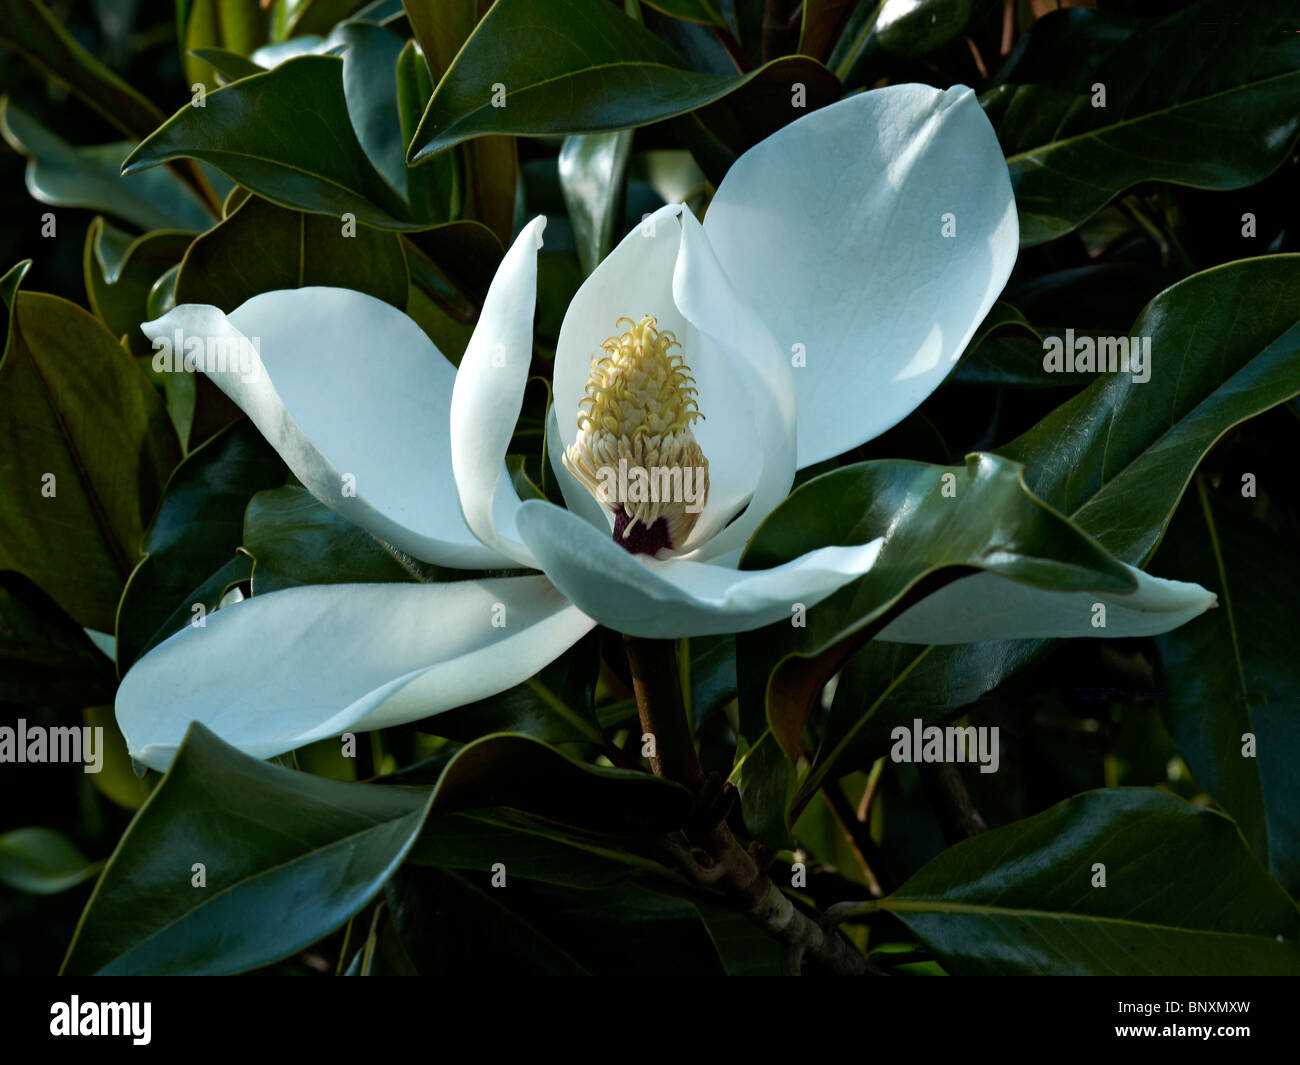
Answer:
[
  {"xmin": 1000, "ymin": 0, "xmax": 1016, "ymax": 56},
  {"xmin": 823, "ymin": 781, "xmax": 893, "ymax": 896},
  {"xmin": 624, "ymin": 635, "xmax": 870, "ymax": 975}
]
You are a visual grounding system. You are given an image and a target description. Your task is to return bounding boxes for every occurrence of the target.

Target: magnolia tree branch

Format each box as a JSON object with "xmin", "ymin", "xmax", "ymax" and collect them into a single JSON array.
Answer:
[{"xmin": 623, "ymin": 635, "xmax": 870, "ymax": 976}]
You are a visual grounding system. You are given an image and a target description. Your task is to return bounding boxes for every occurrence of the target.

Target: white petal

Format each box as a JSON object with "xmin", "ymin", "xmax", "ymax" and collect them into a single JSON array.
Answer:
[
  {"xmin": 142, "ymin": 290, "xmax": 518, "ymax": 569},
  {"xmin": 551, "ymin": 204, "xmax": 796, "ymax": 554},
  {"xmin": 673, "ymin": 211, "xmax": 795, "ymax": 558},
  {"xmin": 704, "ymin": 83, "xmax": 1019, "ymax": 467},
  {"xmin": 449, "ymin": 217, "xmax": 546, "ymax": 568},
  {"xmin": 116, "ymin": 576, "xmax": 594, "ymax": 770},
  {"xmin": 874, "ymin": 566, "xmax": 1216, "ymax": 644},
  {"xmin": 514, "ymin": 499, "xmax": 882, "ymax": 637}
]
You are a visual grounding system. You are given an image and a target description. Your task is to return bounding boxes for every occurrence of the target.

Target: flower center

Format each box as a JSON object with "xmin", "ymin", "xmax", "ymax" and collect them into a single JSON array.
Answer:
[{"xmin": 562, "ymin": 315, "xmax": 709, "ymax": 556}]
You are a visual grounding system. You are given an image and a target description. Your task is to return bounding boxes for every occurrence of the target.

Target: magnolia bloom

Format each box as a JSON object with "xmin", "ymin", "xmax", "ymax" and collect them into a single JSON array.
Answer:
[{"xmin": 118, "ymin": 85, "xmax": 1214, "ymax": 770}]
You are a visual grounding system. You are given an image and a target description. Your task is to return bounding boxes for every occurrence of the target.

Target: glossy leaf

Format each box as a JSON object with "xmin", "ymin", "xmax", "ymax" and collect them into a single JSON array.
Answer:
[
  {"xmin": 190, "ymin": 47, "xmax": 267, "ymax": 83},
  {"xmin": 123, "ymin": 56, "xmax": 423, "ymax": 230},
  {"xmin": 116, "ymin": 422, "xmax": 286, "ymax": 672},
  {"xmin": 430, "ymin": 632, "xmax": 603, "ymax": 747},
  {"xmin": 990, "ymin": 0, "xmax": 1300, "ymax": 245},
  {"xmin": 738, "ymin": 453, "xmax": 1134, "ymax": 754},
  {"xmin": 182, "ymin": 0, "xmax": 269, "ymax": 93},
  {"xmin": 242, "ymin": 484, "xmax": 426, "ymax": 595},
  {"xmin": 864, "ymin": 789, "xmax": 1300, "ymax": 975},
  {"xmin": 409, "ymin": 808, "xmax": 668, "ymax": 888},
  {"xmin": 173, "ymin": 194, "xmax": 408, "ymax": 312},
  {"xmin": 396, "ymin": 40, "xmax": 458, "ymax": 225},
  {"xmin": 0, "ymin": 0, "xmax": 166, "ymax": 142},
  {"xmin": 875, "ymin": 0, "xmax": 971, "ymax": 60},
  {"xmin": 83, "ymin": 220, "xmax": 193, "ymax": 349},
  {"xmin": 804, "ymin": 256, "xmax": 1300, "ymax": 810},
  {"xmin": 384, "ymin": 865, "xmax": 590, "ymax": 974},
  {"xmin": 558, "ymin": 130, "xmax": 633, "ymax": 275},
  {"xmin": 0, "ymin": 828, "xmax": 100, "ymax": 896},
  {"xmin": 1153, "ymin": 478, "xmax": 1300, "ymax": 897},
  {"xmin": 0, "ymin": 288, "xmax": 181, "ymax": 631},
  {"xmin": 61, "ymin": 725, "xmax": 688, "ymax": 974},
  {"xmin": 409, "ymin": 0, "xmax": 839, "ymax": 160},
  {"xmin": 0, "ymin": 99, "xmax": 213, "ymax": 233},
  {"xmin": 402, "ymin": 0, "xmax": 516, "ymax": 244}
]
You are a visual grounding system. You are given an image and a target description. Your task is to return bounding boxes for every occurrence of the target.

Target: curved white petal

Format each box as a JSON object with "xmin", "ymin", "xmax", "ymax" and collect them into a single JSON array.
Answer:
[
  {"xmin": 142, "ymin": 290, "xmax": 519, "ymax": 569},
  {"xmin": 116, "ymin": 576, "xmax": 594, "ymax": 770},
  {"xmin": 673, "ymin": 211, "xmax": 795, "ymax": 558},
  {"xmin": 514, "ymin": 499, "xmax": 882, "ymax": 637},
  {"xmin": 551, "ymin": 203, "xmax": 795, "ymax": 554},
  {"xmin": 704, "ymin": 83, "xmax": 1019, "ymax": 467},
  {"xmin": 449, "ymin": 216, "xmax": 546, "ymax": 568},
  {"xmin": 874, "ymin": 566, "xmax": 1216, "ymax": 644}
]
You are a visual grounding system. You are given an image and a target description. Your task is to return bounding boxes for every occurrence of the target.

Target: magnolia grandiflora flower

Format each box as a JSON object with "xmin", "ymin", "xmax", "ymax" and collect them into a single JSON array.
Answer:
[{"xmin": 117, "ymin": 84, "xmax": 1214, "ymax": 770}]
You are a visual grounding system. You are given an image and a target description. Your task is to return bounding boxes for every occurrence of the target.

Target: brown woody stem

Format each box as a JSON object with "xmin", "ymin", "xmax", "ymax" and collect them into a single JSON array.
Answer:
[{"xmin": 623, "ymin": 635, "xmax": 869, "ymax": 976}]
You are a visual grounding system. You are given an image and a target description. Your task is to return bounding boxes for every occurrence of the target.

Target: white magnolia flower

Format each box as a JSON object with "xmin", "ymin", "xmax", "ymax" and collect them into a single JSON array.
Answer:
[{"xmin": 118, "ymin": 85, "xmax": 1214, "ymax": 770}]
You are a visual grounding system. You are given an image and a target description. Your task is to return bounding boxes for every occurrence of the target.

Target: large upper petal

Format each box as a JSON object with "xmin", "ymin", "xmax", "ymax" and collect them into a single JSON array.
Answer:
[
  {"xmin": 874, "ymin": 565, "xmax": 1215, "ymax": 643},
  {"xmin": 703, "ymin": 83, "xmax": 1019, "ymax": 468},
  {"xmin": 449, "ymin": 216, "xmax": 546, "ymax": 568},
  {"xmin": 142, "ymin": 289, "xmax": 519, "ymax": 569},
  {"xmin": 514, "ymin": 499, "xmax": 882, "ymax": 637},
  {"xmin": 116, "ymin": 576, "xmax": 594, "ymax": 770}
]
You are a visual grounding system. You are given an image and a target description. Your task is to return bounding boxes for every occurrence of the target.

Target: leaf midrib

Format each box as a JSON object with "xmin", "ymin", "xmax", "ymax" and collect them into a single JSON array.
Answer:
[
  {"xmin": 101, "ymin": 804, "xmax": 423, "ymax": 973},
  {"xmin": 1005, "ymin": 68, "xmax": 1300, "ymax": 165},
  {"xmin": 882, "ymin": 897, "xmax": 1293, "ymax": 943}
]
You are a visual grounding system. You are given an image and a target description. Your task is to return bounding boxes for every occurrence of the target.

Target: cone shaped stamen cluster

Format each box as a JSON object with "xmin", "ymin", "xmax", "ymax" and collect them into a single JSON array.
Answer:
[{"xmin": 563, "ymin": 315, "xmax": 709, "ymax": 556}]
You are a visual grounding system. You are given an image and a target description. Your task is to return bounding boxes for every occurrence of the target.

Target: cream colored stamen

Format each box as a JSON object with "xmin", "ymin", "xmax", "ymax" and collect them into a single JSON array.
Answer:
[{"xmin": 562, "ymin": 315, "xmax": 709, "ymax": 555}]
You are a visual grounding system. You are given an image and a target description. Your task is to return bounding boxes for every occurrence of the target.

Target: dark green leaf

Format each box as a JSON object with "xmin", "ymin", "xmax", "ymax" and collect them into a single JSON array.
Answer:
[
  {"xmin": 812, "ymin": 256, "xmax": 1300, "ymax": 807},
  {"xmin": 558, "ymin": 130, "xmax": 633, "ymax": 276},
  {"xmin": 409, "ymin": 808, "xmax": 668, "ymax": 888},
  {"xmin": 737, "ymin": 452, "xmax": 1134, "ymax": 762},
  {"xmin": 0, "ymin": 828, "xmax": 100, "ymax": 896},
  {"xmin": 0, "ymin": 0, "xmax": 166, "ymax": 142},
  {"xmin": 384, "ymin": 865, "xmax": 590, "ymax": 974},
  {"xmin": 991, "ymin": 0, "xmax": 1300, "ymax": 245},
  {"xmin": 864, "ymin": 789, "xmax": 1300, "ymax": 975},
  {"xmin": 83, "ymin": 220, "xmax": 193, "ymax": 350},
  {"xmin": 173, "ymin": 194, "xmax": 408, "ymax": 312},
  {"xmin": 1153, "ymin": 477, "xmax": 1300, "ymax": 896},
  {"xmin": 875, "ymin": 0, "xmax": 970, "ymax": 60},
  {"xmin": 409, "ymin": 0, "xmax": 838, "ymax": 160},
  {"xmin": 116, "ymin": 422, "xmax": 285, "ymax": 672},
  {"xmin": 0, "ymin": 290, "xmax": 181, "ymax": 631},
  {"xmin": 243, "ymin": 484, "xmax": 425, "ymax": 594},
  {"xmin": 0, "ymin": 98, "xmax": 213, "ymax": 233},
  {"xmin": 61, "ymin": 726, "xmax": 688, "ymax": 973},
  {"xmin": 189, "ymin": 47, "xmax": 267, "ymax": 83},
  {"xmin": 123, "ymin": 56, "xmax": 422, "ymax": 230}
]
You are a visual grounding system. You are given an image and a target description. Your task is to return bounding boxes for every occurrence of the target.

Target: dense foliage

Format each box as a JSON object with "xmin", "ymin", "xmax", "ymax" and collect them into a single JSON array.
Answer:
[{"xmin": 1, "ymin": 0, "xmax": 1298, "ymax": 977}]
